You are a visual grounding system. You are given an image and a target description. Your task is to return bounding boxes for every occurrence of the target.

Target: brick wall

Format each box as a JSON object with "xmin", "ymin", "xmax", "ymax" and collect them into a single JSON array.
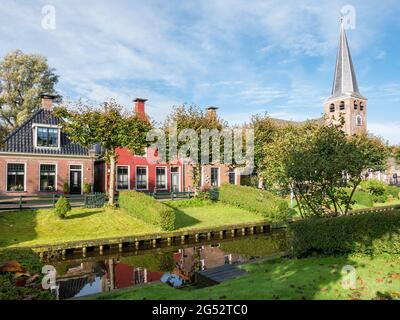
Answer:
[{"xmin": 0, "ymin": 155, "xmax": 94, "ymax": 195}]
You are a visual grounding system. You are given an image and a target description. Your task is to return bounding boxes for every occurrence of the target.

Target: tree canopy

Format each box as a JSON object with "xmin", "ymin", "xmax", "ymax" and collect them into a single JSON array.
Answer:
[
  {"xmin": 0, "ymin": 50, "xmax": 59, "ymax": 135},
  {"xmin": 54, "ymin": 100, "xmax": 152, "ymax": 204},
  {"xmin": 262, "ymin": 121, "xmax": 389, "ymax": 217}
]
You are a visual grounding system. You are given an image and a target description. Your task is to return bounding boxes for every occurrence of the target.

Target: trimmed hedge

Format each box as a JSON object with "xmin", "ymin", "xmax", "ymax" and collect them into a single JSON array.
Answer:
[
  {"xmin": 218, "ymin": 184, "xmax": 289, "ymax": 223},
  {"xmin": 119, "ymin": 190, "xmax": 176, "ymax": 231},
  {"xmin": 386, "ymin": 186, "xmax": 400, "ymax": 199},
  {"xmin": 289, "ymin": 211, "xmax": 400, "ymax": 257}
]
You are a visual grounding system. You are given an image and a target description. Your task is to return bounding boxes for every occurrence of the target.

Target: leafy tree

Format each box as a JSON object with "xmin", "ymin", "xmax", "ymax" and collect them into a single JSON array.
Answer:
[
  {"xmin": 163, "ymin": 105, "xmax": 227, "ymax": 190},
  {"xmin": 54, "ymin": 100, "xmax": 151, "ymax": 205},
  {"xmin": 262, "ymin": 121, "xmax": 389, "ymax": 218},
  {"xmin": 0, "ymin": 50, "xmax": 59, "ymax": 134},
  {"xmin": 55, "ymin": 196, "xmax": 71, "ymax": 219}
]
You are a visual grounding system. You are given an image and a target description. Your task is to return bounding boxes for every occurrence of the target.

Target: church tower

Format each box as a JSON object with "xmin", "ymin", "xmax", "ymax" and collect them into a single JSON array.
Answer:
[{"xmin": 324, "ymin": 19, "xmax": 367, "ymax": 135}]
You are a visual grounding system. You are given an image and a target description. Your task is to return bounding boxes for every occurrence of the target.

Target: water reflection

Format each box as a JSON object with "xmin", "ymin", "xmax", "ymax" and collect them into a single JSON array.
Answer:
[{"xmin": 52, "ymin": 232, "xmax": 287, "ymax": 299}]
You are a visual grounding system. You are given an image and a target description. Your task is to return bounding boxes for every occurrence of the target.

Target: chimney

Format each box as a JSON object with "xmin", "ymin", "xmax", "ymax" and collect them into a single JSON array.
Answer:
[
  {"xmin": 41, "ymin": 93, "xmax": 56, "ymax": 110},
  {"xmin": 206, "ymin": 106, "xmax": 218, "ymax": 118},
  {"xmin": 134, "ymin": 98, "xmax": 148, "ymax": 121}
]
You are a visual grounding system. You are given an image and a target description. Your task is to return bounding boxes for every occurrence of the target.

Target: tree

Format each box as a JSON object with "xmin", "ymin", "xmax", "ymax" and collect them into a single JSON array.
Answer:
[
  {"xmin": 54, "ymin": 100, "xmax": 151, "ymax": 205},
  {"xmin": 163, "ymin": 105, "xmax": 227, "ymax": 190},
  {"xmin": 262, "ymin": 121, "xmax": 389, "ymax": 218},
  {"xmin": 0, "ymin": 50, "xmax": 59, "ymax": 135}
]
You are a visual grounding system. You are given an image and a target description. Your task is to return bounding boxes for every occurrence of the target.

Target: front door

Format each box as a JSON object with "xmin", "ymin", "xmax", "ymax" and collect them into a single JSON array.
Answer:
[
  {"xmin": 170, "ymin": 168, "xmax": 180, "ymax": 193},
  {"xmin": 69, "ymin": 170, "xmax": 82, "ymax": 194}
]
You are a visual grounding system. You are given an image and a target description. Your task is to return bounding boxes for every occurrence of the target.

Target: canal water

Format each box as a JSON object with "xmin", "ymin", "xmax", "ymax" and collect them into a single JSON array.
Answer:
[{"xmin": 48, "ymin": 231, "xmax": 287, "ymax": 299}]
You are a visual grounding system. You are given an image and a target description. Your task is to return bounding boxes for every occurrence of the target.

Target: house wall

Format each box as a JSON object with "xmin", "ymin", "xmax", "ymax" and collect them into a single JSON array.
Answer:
[
  {"xmin": 110, "ymin": 147, "xmax": 184, "ymax": 193},
  {"xmin": 0, "ymin": 155, "xmax": 94, "ymax": 195},
  {"xmin": 184, "ymin": 164, "xmax": 240, "ymax": 190}
]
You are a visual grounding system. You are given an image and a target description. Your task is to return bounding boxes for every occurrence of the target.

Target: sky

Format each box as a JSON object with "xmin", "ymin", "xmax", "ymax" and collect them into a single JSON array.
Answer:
[{"xmin": 1, "ymin": 0, "xmax": 400, "ymax": 144}]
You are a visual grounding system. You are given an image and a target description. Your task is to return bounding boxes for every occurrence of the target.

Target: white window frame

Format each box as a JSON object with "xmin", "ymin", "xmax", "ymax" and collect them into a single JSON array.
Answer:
[
  {"xmin": 116, "ymin": 165, "xmax": 130, "ymax": 191},
  {"xmin": 32, "ymin": 124, "xmax": 62, "ymax": 149},
  {"xmin": 135, "ymin": 165, "xmax": 148, "ymax": 191},
  {"xmin": 228, "ymin": 168, "xmax": 236, "ymax": 185},
  {"xmin": 356, "ymin": 115, "xmax": 363, "ymax": 126},
  {"xmin": 155, "ymin": 166, "xmax": 168, "ymax": 191},
  {"xmin": 170, "ymin": 166, "xmax": 181, "ymax": 192},
  {"xmin": 6, "ymin": 162, "xmax": 27, "ymax": 192},
  {"xmin": 38, "ymin": 163, "xmax": 58, "ymax": 192},
  {"xmin": 211, "ymin": 167, "xmax": 220, "ymax": 187}
]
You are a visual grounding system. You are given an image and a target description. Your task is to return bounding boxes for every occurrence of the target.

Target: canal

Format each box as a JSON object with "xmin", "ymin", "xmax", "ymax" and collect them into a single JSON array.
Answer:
[{"xmin": 46, "ymin": 230, "xmax": 287, "ymax": 299}]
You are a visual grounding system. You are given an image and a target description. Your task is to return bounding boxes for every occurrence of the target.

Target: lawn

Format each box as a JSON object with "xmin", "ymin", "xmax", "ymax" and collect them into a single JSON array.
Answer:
[
  {"xmin": 0, "ymin": 204, "xmax": 263, "ymax": 248},
  {"xmin": 89, "ymin": 254, "xmax": 400, "ymax": 300}
]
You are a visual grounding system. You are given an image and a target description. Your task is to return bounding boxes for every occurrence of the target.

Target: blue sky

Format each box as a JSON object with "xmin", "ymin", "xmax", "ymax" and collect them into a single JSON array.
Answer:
[{"xmin": 1, "ymin": 0, "xmax": 400, "ymax": 144}]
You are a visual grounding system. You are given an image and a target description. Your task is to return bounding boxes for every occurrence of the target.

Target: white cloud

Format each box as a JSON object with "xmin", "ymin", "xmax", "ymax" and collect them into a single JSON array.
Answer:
[{"xmin": 369, "ymin": 122, "xmax": 400, "ymax": 145}]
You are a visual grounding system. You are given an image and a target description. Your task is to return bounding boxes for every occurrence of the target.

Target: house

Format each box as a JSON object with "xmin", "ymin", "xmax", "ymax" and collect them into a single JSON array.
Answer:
[
  {"xmin": 0, "ymin": 94, "xmax": 98, "ymax": 195},
  {"xmin": 106, "ymin": 99, "xmax": 240, "ymax": 194}
]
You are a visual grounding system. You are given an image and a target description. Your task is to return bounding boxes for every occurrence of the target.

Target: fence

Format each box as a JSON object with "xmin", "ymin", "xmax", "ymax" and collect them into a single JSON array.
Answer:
[{"xmin": 0, "ymin": 193, "xmax": 106, "ymax": 211}]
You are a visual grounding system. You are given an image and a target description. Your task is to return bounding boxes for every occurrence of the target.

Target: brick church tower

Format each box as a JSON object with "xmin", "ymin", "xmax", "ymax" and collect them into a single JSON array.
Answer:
[{"xmin": 324, "ymin": 19, "xmax": 367, "ymax": 135}]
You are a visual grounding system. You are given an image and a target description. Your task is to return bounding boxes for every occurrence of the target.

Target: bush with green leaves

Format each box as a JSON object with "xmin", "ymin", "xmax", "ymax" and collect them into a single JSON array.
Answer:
[
  {"xmin": 63, "ymin": 182, "xmax": 69, "ymax": 194},
  {"xmin": 360, "ymin": 179, "xmax": 387, "ymax": 203},
  {"xmin": 54, "ymin": 196, "xmax": 71, "ymax": 219},
  {"xmin": 119, "ymin": 190, "xmax": 175, "ymax": 231},
  {"xmin": 83, "ymin": 183, "xmax": 91, "ymax": 194},
  {"xmin": 386, "ymin": 186, "xmax": 400, "ymax": 199},
  {"xmin": 289, "ymin": 211, "xmax": 400, "ymax": 257},
  {"xmin": 218, "ymin": 184, "xmax": 289, "ymax": 223}
]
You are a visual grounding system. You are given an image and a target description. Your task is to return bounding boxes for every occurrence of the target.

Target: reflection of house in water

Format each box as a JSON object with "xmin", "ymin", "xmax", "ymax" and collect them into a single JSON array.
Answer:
[
  {"xmin": 55, "ymin": 243, "xmax": 248, "ymax": 299},
  {"xmin": 173, "ymin": 244, "xmax": 246, "ymax": 282}
]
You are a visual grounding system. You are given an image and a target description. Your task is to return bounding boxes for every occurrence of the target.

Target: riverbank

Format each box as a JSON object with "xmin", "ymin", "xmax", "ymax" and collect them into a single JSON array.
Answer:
[
  {"xmin": 0, "ymin": 203, "xmax": 265, "ymax": 248},
  {"xmin": 87, "ymin": 253, "xmax": 400, "ymax": 300}
]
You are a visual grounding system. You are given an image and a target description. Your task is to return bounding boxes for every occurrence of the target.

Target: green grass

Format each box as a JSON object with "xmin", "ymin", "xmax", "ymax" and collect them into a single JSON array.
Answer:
[
  {"xmin": 89, "ymin": 254, "xmax": 400, "ymax": 300},
  {"xmin": 0, "ymin": 204, "xmax": 263, "ymax": 248}
]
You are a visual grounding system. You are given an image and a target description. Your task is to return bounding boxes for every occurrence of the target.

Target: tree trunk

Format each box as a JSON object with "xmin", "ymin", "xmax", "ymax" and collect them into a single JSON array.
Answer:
[{"xmin": 109, "ymin": 155, "xmax": 116, "ymax": 205}]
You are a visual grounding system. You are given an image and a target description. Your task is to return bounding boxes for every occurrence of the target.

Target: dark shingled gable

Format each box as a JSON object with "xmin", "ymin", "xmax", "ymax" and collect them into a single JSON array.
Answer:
[{"xmin": 0, "ymin": 109, "xmax": 90, "ymax": 156}]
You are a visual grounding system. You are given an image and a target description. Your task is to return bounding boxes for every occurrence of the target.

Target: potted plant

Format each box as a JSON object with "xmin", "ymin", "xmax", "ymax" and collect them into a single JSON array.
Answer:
[{"xmin": 63, "ymin": 182, "xmax": 69, "ymax": 194}]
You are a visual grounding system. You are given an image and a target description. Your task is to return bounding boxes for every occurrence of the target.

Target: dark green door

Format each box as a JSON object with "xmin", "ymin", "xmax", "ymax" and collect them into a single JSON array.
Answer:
[{"xmin": 69, "ymin": 170, "xmax": 82, "ymax": 194}]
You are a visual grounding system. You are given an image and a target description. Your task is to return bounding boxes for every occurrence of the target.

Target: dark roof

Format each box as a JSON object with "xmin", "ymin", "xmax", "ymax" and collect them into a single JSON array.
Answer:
[{"xmin": 0, "ymin": 109, "xmax": 90, "ymax": 156}]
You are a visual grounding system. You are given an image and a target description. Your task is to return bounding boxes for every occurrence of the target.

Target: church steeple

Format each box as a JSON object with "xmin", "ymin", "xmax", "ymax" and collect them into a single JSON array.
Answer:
[
  {"xmin": 330, "ymin": 19, "xmax": 364, "ymax": 100},
  {"xmin": 324, "ymin": 19, "xmax": 367, "ymax": 136}
]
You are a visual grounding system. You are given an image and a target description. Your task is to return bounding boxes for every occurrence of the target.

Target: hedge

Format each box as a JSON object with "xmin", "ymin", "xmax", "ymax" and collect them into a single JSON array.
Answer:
[
  {"xmin": 386, "ymin": 186, "xmax": 400, "ymax": 199},
  {"xmin": 289, "ymin": 211, "xmax": 400, "ymax": 257},
  {"xmin": 119, "ymin": 190, "xmax": 176, "ymax": 231},
  {"xmin": 218, "ymin": 184, "xmax": 289, "ymax": 223}
]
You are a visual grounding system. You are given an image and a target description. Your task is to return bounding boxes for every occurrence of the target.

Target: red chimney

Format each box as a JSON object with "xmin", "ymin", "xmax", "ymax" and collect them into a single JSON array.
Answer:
[
  {"xmin": 41, "ymin": 93, "xmax": 56, "ymax": 110},
  {"xmin": 134, "ymin": 98, "xmax": 148, "ymax": 121}
]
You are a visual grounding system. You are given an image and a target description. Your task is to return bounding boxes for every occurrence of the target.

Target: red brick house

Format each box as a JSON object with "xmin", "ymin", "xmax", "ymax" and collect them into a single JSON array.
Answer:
[
  {"xmin": 0, "ymin": 94, "xmax": 97, "ymax": 195},
  {"xmin": 106, "ymin": 99, "xmax": 240, "ymax": 194}
]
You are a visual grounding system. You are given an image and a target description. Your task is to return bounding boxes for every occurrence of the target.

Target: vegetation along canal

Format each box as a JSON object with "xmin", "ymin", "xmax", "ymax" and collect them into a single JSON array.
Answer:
[{"xmin": 44, "ymin": 231, "xmax": 288, "ymax": 299}]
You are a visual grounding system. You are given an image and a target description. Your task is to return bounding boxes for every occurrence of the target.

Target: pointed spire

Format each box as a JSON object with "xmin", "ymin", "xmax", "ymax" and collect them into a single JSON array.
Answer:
[{"xmin": 330, "ymin": 19, "xmax": 364, "ymax": 99}]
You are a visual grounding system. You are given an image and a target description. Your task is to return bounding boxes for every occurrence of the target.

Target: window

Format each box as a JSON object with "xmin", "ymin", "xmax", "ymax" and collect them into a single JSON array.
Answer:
[
  {"xmin": 339, "ymin": 101, "xmax": 345, "ymax": 110},
  {"xmin": 136, "ymin": 167, "xmax": 147, "ymax": 190},
  {"xmin": 7, "ymin": 163, "xmax": 25, "ymax": 192},
  {"xmin": 40, "ymin": 164, "xmax": 56, "ymax": 192},
  {"xmin": 356, "ymin": 115, "xmax": 363, "ymax": 126},
  {"xmin": 329, "ymin": 104, "xmax": 335, "ymax": 112},
  {"xmin": 354, "ymin": 101, "xmax": 358, "ymax": 110},
  {"xmin": 156, "ymin": 167, "xmax": 166, "ymax": 190},
  {"xmin": 117, "ymin": 166, "xmax": 129, "ymax": 190},
  {"xmin": 36, "ymin": 127, "xmax": 59, "ymax": 148},
  {"xmin": 360, "ymin": 103, "xmax": 364, "ymax": 111},
  {"xmin": 211, "ymin": 167, "xmax": 219, "ymax": 187},
  {"xmin": 228, "ymin": 170, "xmax": 236, "ymax": 184}
]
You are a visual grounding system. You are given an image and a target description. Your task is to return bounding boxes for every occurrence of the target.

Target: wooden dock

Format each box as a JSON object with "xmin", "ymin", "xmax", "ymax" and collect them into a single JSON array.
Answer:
[
  {"xmin": 196, "ymin": 264, "xmax": 247, "ymax": 285},
  {"xmin": 32, "ymin": 221, "xmax": 271, "ymax": 258}
]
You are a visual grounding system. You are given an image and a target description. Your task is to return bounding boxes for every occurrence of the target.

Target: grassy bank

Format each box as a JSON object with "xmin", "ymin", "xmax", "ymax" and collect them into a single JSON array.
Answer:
[
  {"xmin": 0, "ymin": 204, "xmax": 264, "ymax": 248},
  {"xmin": 88, "ymin": 254, "xmax": 400, "ymax": 300}
]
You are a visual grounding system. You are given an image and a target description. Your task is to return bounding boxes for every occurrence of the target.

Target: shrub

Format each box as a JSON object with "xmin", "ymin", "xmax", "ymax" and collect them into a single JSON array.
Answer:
[
  {"xmin": 289, "ymin": 211, "xmax": 400, "ymax": 257},
  {"xmin": 386, "ymin": 186, "xmax": 400, "ymax": 199},
  {"xmin": 353, "ymin": 190, "xmax": 374, "ymax": 208},
  {"xmin": 83, "ymin": 183, "xmax": 91, "ymax": 194},
  {"xmin": 54, "ymin": 196, "xmax": 71, "ymax": 219},
  {"xmin": 119, "ymin": 190, "xmax": 175, "ymax": 231},
  {"xmin": 218, "ymin": 184, "xmax": 289, "ymax": 223},
  {"xmin": 164, "ymin": 198, "xmax": 212, "ymax": 208},
  {"xmin": 360, "ymin": 179, "xmax": 387, "ymax": 203}
]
